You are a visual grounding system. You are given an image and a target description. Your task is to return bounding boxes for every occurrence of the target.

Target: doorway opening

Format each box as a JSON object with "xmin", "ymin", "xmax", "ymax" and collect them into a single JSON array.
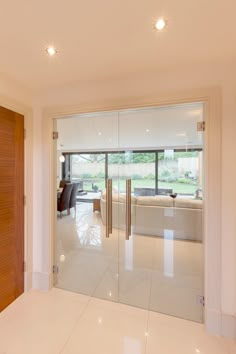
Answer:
[{"xmin": 54, "ymin": 102, "xmax": 205, "ymax": 322}]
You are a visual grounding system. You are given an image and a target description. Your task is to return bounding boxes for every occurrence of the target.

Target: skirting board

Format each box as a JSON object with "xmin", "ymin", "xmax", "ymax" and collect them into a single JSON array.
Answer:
[
  {"xmin": 221, "ymin": 314, "xmax": 236, "ymax": 339},
  {"xmin": 24, "ymin": 271, "xmax": 32, "ymax": 291},
  {"xmin": 206, "ymin": 308, "xmax": 236, "ymax": 339},
  {"xmin": 32, "ymin": 272, "xmax": 51, "ymax": 291}
]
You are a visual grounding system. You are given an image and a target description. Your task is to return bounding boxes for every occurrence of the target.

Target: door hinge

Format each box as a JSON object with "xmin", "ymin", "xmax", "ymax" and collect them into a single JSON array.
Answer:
[
  {"xmin": 24, "ymin": 129, "xmax": 26, "ymax": 139},
  {"xmin": 23, "ymin": 261, "xmax": 26, "ymax": 272},
  {"xmin": 24, "ymin": 195, "xmax": 26, "ymax": 206},
  {"xmin": 197, "ymin": 121, "xmax": 205, "ymax": 132},
  {"xmin": 196, "ymin": 295, "xmax": 205, "ymax": 306},
  {"xmin": 53, "ymin": 264, "xmax": 59, "ymax": 274},
  {"xmin": 52, "ymin": 131, "xmax": 59, "ymax": 140}
]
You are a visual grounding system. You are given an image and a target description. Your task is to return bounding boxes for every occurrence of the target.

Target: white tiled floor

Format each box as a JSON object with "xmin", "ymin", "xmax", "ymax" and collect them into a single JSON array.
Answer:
[
  {"xmin": 56, "ymin": 202, "xmax": 204, "ymax": 322},
  {"xmin": 0, "ymin": 288, "xmax": 235, "ymax": 354}
]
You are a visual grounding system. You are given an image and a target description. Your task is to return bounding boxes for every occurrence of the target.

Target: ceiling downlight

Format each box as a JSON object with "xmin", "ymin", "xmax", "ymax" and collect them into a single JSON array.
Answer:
[
  {"xmin": 46, "ymin": 46, "xmax": 57, "ymax": 56},
  {"xmin": 155, "ymin": 18, "xmax": 167, "ymax": 31}
]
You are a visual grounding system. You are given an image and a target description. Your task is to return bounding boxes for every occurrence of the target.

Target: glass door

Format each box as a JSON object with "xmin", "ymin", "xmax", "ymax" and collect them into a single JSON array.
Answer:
[
  {"xmin": 92, "ymin": 153, "xmax": 121, "ymax": 302},
  {"xmin": 55, "ymin": 111, "xmax": 120, "ymax": 300},
  {"xmin": 117, "ymin": 151, "xmax": 155, "ymax": 309},
  {"xmin": 118, "ymin": 104, "xmax": 204, "ymax": 322},
  {"xmin": 55, "ymin": 103, "xmax": 204, "ymax": 323}
]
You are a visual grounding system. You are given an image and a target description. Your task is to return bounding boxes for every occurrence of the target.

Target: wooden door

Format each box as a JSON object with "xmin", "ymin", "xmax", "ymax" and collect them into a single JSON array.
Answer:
[{"xmin": 0, "ymin": 106, "xmax": 24, "ymax": 312}]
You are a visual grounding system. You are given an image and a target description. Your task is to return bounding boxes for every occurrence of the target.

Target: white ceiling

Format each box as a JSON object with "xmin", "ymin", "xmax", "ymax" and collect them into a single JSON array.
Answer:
[
  {"xmin": 57, "ymin": 103, "xmax": 203, "ymax": 151},
  {"xmin": 0, "ymin": 0, "xmax": 236, "ymax": 90}
]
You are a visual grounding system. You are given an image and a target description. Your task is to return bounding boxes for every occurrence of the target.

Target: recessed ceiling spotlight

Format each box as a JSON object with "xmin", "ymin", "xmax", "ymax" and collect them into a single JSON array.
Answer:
[
  {"xmin": 146, "ymin": 128, "xmax": 150, "ymax": 133},
  {"xmin": 155, "ymin": 18, "xmax": 167, "ymax": 31},
  {"xmin": 46, "ymin": 46, "xmax": 57, "ymax": 56},
  {"xmin": 98, "ymin": 132, "xmax": 102, "ymax": 136}
]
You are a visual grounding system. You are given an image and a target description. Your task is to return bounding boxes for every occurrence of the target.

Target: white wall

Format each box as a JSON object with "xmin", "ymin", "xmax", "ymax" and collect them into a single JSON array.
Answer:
[
  {"xmin": 33, "ymin": 60, "xmax": 236, "ymax": 337},
  {"xmin": 0, "ymin": 73, "xmax": 32, "ymax": 106},
  {"xmin": 32, "ymin": 106, "xmax": 45, "ymax": 287}
]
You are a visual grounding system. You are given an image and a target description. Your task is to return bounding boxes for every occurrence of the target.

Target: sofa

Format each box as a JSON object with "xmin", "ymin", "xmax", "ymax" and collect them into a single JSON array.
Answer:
[{"xmin": 100, "ymin": 191, "xmax": 202, "ymax": 241}]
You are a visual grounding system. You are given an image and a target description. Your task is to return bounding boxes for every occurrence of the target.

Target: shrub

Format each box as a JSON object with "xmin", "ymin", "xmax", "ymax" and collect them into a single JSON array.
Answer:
[
  {"xmin": 159, "ymin": 176, "xmax": 176, "ymax": 183},
  {"xmin": 131, "ymin": 174, "xmax": 142, "ymax": 180},
  {"xmin": 160, "ymin": 169, "xmax": 171, "ymax": 177},
  {"xmin": 81, "ymin": 173, "xmax": 92, "ymax": 179},
  {"xmin": 97, "ymin": 172, "xmax": 105, "ymax": 178},
  {"xmin": 177, "ymin": 178, "xmax": 191, "ymax": 184},
  {"xmin": 144, "ymin": 173, "xmax": 155, "ymax": 180}
]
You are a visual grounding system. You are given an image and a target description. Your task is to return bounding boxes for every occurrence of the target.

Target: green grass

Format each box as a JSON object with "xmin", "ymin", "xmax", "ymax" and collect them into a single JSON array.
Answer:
[{"xmin": 82, "ymin": 178, "xmax": 197, "ymax": 195}]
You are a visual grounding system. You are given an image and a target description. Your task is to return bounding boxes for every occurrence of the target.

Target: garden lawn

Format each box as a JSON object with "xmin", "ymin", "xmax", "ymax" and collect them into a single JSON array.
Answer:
[{"xmin": 83, "ymin": 178, "xmax": 197, "ymax": 195}]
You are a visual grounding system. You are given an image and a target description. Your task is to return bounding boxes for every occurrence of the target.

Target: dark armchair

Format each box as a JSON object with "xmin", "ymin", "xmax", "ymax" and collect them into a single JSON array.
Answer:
[
  {"xmin": 57, "ymin": 183, "xmax": 73, "ymax": 218},
  {"xmin": 69, "ymin": 183, "xmax": 80, "ymax": 212}
]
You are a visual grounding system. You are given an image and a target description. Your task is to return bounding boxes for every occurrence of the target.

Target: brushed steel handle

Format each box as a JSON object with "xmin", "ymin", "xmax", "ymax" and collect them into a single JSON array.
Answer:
[
  {"xmin": 106, "ymin": 179, "xmax": 112, "ymax": 238},
  {"xmin": 126, "ymin": 178, "xmax": 131, "ymax": 240}
]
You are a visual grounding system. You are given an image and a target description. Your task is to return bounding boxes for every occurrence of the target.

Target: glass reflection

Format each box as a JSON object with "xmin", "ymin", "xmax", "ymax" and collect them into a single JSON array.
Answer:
[
  {"xmin": 125, "ymin": 235, "xmax": 133, "ymax": 271},
  {"xmin": 74, "ymin": 203, "xmax": 102, "ymax": 249},
  {"xmin": 76, "ymin": 224, "xmax": 102, "ymax": 248},
  {"xmin": 164, "ymin": 229, "xmax": 174, "ymax": 278}
]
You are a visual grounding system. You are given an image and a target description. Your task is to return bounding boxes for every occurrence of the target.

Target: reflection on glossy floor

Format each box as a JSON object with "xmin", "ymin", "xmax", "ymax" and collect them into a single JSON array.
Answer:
[
  {"xmin": 56, "ymin": 202, "xmax": 204, "ymax": 322},
  {"xmin": 0, "ymin": 288, "xmax": 235, "ymax": 354}
]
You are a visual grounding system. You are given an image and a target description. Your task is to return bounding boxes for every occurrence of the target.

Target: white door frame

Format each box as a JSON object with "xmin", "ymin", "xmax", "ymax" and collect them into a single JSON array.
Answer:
[
  {"xmin": 0, "ymin": 94, "xmax": 33, "ymax": 291},
  {"xmin": 43, "ymin": 87, "xmax": 222, "ymax": 335}
]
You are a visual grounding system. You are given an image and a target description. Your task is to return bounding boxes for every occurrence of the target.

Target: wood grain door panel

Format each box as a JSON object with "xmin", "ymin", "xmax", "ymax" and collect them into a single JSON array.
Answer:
[{"xmin": 0, "ymin": 106, "xmax": 24, "ymax": 312}]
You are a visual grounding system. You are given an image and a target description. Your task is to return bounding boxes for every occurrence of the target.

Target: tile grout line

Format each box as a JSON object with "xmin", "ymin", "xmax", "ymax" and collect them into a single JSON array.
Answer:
[
  {"xmin": 58, "ymin": 295, "xmax": 93, "ymax": 354},
  {"xmin": 90, "ymin": 244, "xmax": 118, "ymax": 298},
  {"xmin": 144, "ymin": 239, "xmax": 157, "ymax": 354},
  {"xmin": 144, "ymin": 309, "xmax": 151, "ymax": 354}
]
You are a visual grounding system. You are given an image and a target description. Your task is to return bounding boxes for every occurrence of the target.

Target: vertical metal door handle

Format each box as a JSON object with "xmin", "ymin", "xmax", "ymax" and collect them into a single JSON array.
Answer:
[
  {"xmin": 106, "ymin": 179, "xmax": 112, "ymax": 238},
  {"xmin": 126, "ymin": 178, "xmax": 131, "ymax": 240}
]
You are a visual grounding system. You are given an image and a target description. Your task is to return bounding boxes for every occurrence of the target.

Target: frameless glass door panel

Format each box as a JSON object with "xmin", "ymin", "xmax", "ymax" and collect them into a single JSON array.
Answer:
[
  {"xmin": 117, "ymin": 150, "xmax": 154, "ymax": 309},
  {"xmin": 118, "ymin": 104, "xmax": 204, "ymax": 322},
  {"xmin": 93, "ymin": 153, "xmax": 120, "ymax": 302},
  {"xmin": 118, "ymin": 103, "xmax": 204, "ymax": 150},
  {"xmin": 55, "ymin": 111, "xmax": 120, "ymax": 300},
  {"xmin": 57, "ymin": 111, "xmax": 120, "ymax": 151}
]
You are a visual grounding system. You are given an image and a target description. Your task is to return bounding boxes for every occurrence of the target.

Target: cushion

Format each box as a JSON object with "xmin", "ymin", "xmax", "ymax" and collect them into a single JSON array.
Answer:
[
  {"xmin": 101, "ymin": 190, "xmax": 136, "ymax": 203},
  {"xmin": 175, "ymin": 198, "xmax": 202, "ymax": 209},
  {"xmin": 136, "ymin": 196, "xmax": 173, "ymax": 207}
]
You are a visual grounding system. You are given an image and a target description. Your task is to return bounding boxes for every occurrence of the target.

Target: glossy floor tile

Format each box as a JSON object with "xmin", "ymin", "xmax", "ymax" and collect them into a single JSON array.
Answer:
[
  {"xmin": 0, "ymin": 288, "xmax": 89, "ymax": 354},
  {"xmin": 0, "ymin": 289, "xmax": 234, "ymax": 354},
  {"xmin": 146, "ymin": 311, "xmax": 233, "ymax": 354},
  {"xmin": 56, "ymin": 201, "xmax": 204, "ymax": 322},
  {"xmin": 61, "ymin": 297, "xmax": 148, "ymax": 354}
]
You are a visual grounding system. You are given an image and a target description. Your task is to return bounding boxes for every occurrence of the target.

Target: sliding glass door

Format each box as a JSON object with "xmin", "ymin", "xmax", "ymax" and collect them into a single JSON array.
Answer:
[{"xmin": 55, "ymin": 103, "xmax": 204, "ymax": 322}]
